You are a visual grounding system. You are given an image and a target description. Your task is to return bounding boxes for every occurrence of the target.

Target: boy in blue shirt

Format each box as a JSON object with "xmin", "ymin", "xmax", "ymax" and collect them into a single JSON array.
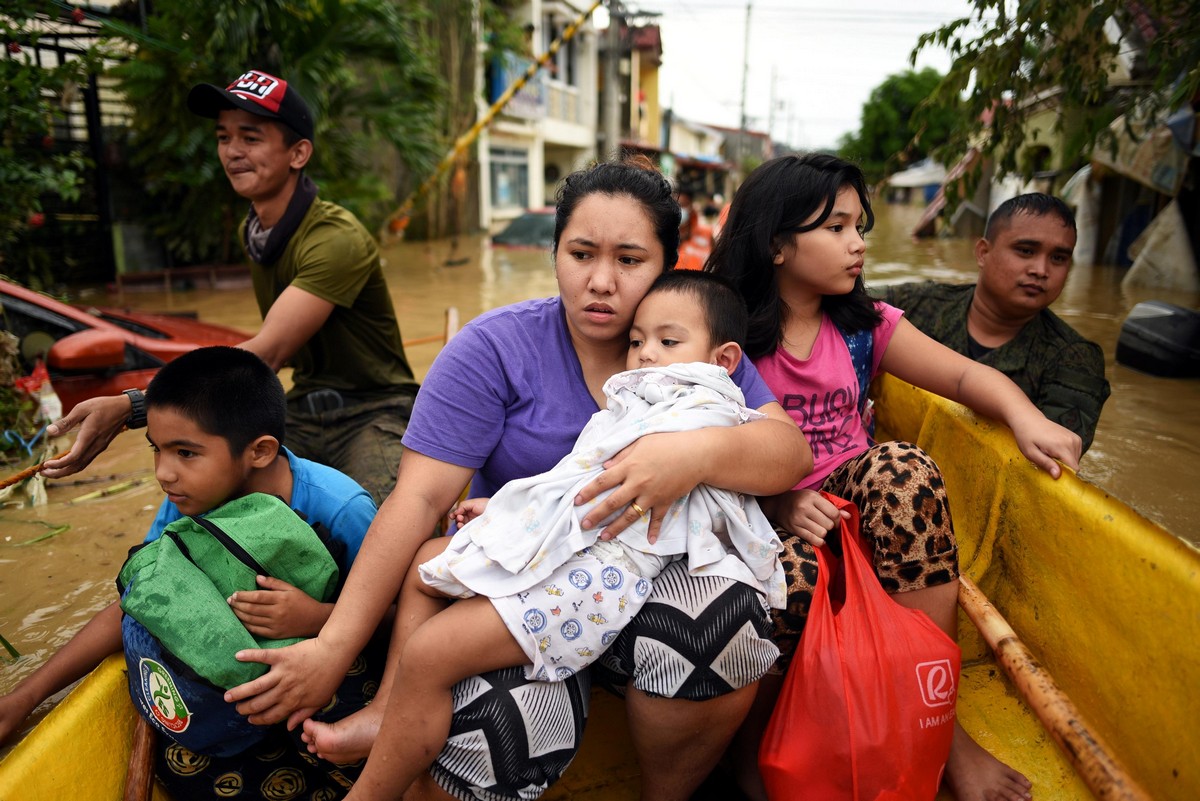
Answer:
[{"xmin": 0, "ymin": 346, "xmax": 379, "ymax": 799}]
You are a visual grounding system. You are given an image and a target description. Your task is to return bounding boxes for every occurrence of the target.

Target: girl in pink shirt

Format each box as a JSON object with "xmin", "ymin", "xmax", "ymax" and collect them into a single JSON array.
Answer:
[{"xmin": 711, "ymin": 154, "xmax": 1081, "ymax": 801}]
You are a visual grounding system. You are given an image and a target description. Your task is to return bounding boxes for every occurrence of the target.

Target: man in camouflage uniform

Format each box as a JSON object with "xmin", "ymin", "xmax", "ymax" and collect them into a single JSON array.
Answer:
[{"xmin": 879, "ymin": 193, "xmax": 1110, "ymax": 452}]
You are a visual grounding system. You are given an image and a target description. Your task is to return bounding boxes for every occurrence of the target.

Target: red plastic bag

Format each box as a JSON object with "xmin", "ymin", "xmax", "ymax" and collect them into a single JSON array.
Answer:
[{"xmin": 759, "ymin": 493, "xmax": 961, "ymax": 800}]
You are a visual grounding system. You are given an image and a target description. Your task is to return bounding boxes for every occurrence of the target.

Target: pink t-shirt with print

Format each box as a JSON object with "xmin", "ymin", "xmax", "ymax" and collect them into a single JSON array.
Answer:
[{"xmin": 753, "ymin": 303, "xmax": 903, "ymax": 490}]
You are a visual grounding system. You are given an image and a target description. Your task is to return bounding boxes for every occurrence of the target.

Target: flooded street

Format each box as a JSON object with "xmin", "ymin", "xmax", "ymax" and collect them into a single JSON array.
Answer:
[{"xmin": 2, "ymin": 200, "xmax": 1197, "ymax": 726}]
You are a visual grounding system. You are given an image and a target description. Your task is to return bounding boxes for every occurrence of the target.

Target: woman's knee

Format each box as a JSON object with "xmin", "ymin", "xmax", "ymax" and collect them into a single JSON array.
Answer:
[
  {"xmin": 431, "ymin": 666, "xmax": 589, "ymax": 800},
  {"xmin": 599, "ymin": 564, "xmax": 778, "ymax": 699},
  {"xmin": 827, "ymin": 442, "xmax": 957, "ymax": 580}
]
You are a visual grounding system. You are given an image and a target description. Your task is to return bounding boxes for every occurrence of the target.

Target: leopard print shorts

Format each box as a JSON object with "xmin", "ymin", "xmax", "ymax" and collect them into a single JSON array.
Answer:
[{"xmin": 771, "ymin": 441, "xmax": 959, "ymax": 669}]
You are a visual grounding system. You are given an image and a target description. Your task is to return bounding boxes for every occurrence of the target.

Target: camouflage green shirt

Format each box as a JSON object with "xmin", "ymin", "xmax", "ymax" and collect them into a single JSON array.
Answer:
[{"xmin": 878, "ymin": 282, "xmax": 1110, "ymax": 453}]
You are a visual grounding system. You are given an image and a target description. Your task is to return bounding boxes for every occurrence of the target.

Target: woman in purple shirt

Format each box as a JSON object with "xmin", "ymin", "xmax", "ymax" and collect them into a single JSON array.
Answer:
[{"xmin": 227, "ymin": 157, "xmax": 812, "ymax": 801}]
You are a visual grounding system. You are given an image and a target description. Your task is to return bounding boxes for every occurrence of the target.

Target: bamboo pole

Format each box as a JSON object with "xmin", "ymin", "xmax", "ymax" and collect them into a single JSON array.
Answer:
[
  {"xmin": 123, "ymin": 715, "xmax": 157, "ymax": 801},
  {"xmin": 957, "ymin": 575, "xmax": 1152, "ymax": 801},
  {"xmin": 65, "ymin": 477, "xmax": 147, "ymax": 504},
  {"xmin": 401, "ymin": 306, "xmax": 459, "ymax": 347},
  {"xmin": 380, "ymin": 0, "xmax": 603, "ymax": 239},
  {"xmin": 0, "ymin": 450, "xmax": 67, "ymax": 490},
  {"xmin": 400, "ymin": 333, "xmax": 447, "ymax": 348}
]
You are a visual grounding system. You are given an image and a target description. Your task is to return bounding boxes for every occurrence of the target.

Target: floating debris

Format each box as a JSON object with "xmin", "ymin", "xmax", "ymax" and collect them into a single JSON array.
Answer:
[
  {"xmin": 0, "ymin": 632, "xmax": 19, "ymax": 661},
  {"xmin": 66, "ymin": 477, "xmax": 149, "ymax": 504},
  {"xmin": 0, "ymin": 517, "xmax": 71, "ymax": 546}
]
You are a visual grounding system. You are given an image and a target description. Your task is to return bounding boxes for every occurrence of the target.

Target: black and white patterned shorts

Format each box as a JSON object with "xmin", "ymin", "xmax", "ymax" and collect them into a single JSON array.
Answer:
[{"xmin": 430, "ymin": 560, "xmax": 779, "ymax": 801}]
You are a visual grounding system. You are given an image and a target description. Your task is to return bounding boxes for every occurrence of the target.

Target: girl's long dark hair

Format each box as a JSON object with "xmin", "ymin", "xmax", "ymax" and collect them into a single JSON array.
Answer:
[{"xmin": 706, "ymin": 153, "xmax": 883, "ymax": 359}]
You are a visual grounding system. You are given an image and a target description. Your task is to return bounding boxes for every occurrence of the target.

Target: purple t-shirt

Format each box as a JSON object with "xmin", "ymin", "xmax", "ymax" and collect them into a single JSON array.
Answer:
[{"xmin": 402, "ymin": 296, "xmax": 778, "ymax": 498}]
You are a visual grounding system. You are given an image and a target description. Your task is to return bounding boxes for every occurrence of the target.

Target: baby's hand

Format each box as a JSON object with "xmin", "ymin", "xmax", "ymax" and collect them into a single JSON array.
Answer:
[
  {"xmin": 228, "ymin": 575, "xmax": 331, "ymax": 639},
  {"xmin": 450, "ymin": 496, "xmax": 490, "ymax": 528},
  {"xmin": 774, "ymin": 489, "xmax": 847, "ymax": 548}
]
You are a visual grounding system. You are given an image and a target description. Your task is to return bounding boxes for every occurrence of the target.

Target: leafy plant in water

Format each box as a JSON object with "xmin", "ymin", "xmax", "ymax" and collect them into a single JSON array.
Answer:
[
  {"xmin": 0, "ymin": 631, "xmax": 20, "ymax": 661},
  {"xmin": 1, "ymin": 518, "xmax": 71, "ymax": 546}
]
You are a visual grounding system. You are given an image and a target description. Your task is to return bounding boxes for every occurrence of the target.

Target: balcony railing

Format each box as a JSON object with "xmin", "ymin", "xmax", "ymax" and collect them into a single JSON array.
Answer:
[
  {"xmin": 545, "ymin": 81, "xmax": 583, "ymax": 125},
  {"xmin": 491, "ymin": 51, "xmax": 589, "ymax": 127}
]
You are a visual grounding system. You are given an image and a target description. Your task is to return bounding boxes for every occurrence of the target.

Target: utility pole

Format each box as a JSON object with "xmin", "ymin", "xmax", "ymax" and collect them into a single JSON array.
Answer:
[
  {"xmin": 739, "ymin": 2, "xmax": 751, "ymax": 132},
  {"xmin": 603, "ymin": 0, "xmax": 623, "ymax": 160},
  {"xmin": 768, "ymin": 64, "xmax": 777, "ymax": 143}
]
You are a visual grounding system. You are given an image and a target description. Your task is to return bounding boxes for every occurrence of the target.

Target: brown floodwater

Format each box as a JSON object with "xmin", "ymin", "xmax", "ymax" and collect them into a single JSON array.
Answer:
[{"xmin": 1, "ymin": 201, "xmax": 1197, "ymax": 741}]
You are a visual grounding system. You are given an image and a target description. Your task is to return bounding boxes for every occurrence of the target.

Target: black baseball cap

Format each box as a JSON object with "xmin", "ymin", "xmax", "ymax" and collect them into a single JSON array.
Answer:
[{"xmin": 187, "ymin": 69, "xmax": 314, "ymax": 142}]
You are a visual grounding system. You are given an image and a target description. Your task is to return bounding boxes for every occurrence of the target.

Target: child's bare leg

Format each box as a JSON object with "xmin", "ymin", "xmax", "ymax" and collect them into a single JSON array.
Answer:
[
  {"xmin": 344, "ymin": 595, "xmax": 527, "ymax": 800},
  {"xmin": 894, "ymin": 581, "xmax": 1032, "ymax": 801},
  {"xmin": 303, "ymin": 538, "xmax": 454, "ymax": 763}
]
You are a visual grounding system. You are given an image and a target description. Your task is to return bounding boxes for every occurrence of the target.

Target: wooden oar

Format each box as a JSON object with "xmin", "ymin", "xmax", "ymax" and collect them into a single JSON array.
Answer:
[
  {"xmin": 957, "ymin": 575, "xmax": 1152, "ymax": 801},
  {"xmin": 123, "ymin": 715, "xmax": 157, "ymax": 801}
]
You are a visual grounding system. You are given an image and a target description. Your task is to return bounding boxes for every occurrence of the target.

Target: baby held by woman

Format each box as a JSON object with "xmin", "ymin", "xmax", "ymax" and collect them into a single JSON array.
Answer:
[{"xmin": 339, "ymin": 271, "xmax": 785, "ymax": 800}]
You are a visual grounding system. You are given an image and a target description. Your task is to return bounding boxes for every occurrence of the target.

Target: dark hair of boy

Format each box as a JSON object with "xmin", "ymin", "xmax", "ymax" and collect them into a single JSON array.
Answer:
[
  {"xmin": 706, "ymin": 153, "xmax": 882, "ymax": 359},
  {"xmin": 275, "ymin": 123, "xmax": 304, "ymax": 148},
  {"xmin": 985, "ymin": 192, "xmax": 1077, "ymax": 240},
  {"xmin": 645, "ymin": 269, "xmax": 749, "ymax": 349},
  {"xmin": 145, "ymin": 346, "xmax": 286, "ymax": 455}
]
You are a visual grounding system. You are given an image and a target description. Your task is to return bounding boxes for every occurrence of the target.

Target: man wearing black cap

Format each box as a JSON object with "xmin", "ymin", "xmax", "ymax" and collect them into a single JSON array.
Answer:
[{"xmin": 46, "ymin": 70, "xmax": 419, "ymax": 505}]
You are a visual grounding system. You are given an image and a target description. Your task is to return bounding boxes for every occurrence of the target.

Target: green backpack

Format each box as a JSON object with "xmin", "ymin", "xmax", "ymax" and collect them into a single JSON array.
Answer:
[{"xmin": 117, "ymin": 492, "xmax": 340, "ymax": 755}]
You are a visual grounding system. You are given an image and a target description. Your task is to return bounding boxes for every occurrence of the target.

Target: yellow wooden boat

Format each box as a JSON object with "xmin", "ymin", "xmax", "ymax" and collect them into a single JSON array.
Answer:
[{"xmin": 3, "ymin": 375, "xmax": 1197, "ymax": 800}]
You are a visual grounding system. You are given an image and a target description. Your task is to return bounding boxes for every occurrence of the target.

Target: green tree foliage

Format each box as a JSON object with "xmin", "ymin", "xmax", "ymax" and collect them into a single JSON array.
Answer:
[
  {"xmin": 912, "ymin": 0, "xmax": 1200, "ymax": 181},
  {"xmin": 105, "ymin": 0, "xmax": 443, "ymax": 265},
  {"xmin": 1, "ymin": 4, "xmax": 102, "ymax": 287},
  {"xmin": 405, "ymin": 1, "xmax": 499, "ymax": 240},
  {"xmin": 838, "ymin": 68, "xmax": 956, "ymax": 184},
  {"xmin": 402, "ymin": 0, "xmax": 552, "ymax": 240}
]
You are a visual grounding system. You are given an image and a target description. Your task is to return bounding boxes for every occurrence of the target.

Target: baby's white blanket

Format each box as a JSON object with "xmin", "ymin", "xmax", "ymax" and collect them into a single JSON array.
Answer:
[{"xmin": 428, "ymin": 363, "xmax": 785, "ymax": 608}]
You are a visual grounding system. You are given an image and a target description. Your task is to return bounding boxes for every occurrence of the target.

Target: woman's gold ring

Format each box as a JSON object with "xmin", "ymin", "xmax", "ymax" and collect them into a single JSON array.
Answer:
[{"xmin": 630, "ymin": 502, "xmax": 647, "ymax": 518}]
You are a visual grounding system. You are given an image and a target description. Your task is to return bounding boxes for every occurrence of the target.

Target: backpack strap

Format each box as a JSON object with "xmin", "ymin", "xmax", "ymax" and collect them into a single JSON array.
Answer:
[
  {"xmin": 117, "ymin": 541, "xmax": 153, "ymax": 595},
  {"xmin": 837, "ymin": 324, "xmax": 875, "ymax": 439},
  {"xmin": 303, "ymin": 516, "xmax": 348, "ymax": 595},
  {"xmin": 189, "ymin": 515, "xmax": 268, "ymax": 576}
]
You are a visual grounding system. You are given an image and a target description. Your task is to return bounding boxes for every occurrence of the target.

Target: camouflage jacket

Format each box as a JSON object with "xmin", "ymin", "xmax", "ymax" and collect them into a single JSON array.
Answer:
[{"xmin": 879, "ymin": 282, "xmax": 1110, "ymax": 453}]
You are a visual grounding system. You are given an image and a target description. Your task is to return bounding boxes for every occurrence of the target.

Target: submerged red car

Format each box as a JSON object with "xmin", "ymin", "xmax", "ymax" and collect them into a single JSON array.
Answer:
[{"xmin": 1, "ymin": 279, "xmax": 250, "ymax": 414}]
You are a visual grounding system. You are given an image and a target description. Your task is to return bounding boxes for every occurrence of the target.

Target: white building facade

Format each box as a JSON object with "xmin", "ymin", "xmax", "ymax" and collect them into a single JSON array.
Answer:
[{"xmin": 477, "ymin": 1, "xmax": 600, "ymax": 230}]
